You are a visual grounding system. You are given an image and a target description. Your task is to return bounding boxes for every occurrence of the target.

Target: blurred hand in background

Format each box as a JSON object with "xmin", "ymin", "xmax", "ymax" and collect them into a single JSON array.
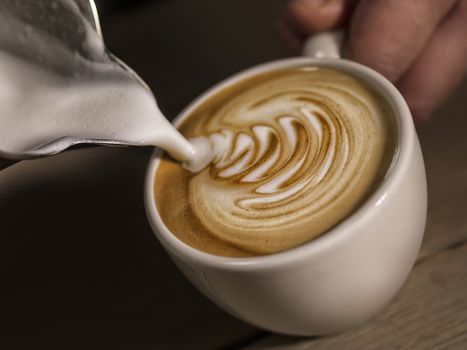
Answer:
[{"xmin": 278, "ymin": 0, "xmax": 467, "ymax": 121}]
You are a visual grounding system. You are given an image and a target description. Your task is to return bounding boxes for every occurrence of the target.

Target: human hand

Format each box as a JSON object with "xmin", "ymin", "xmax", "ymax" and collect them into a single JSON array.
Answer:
[{"xmin": 278, "ymin": 0, "xmax": 467, "ymax": 121}]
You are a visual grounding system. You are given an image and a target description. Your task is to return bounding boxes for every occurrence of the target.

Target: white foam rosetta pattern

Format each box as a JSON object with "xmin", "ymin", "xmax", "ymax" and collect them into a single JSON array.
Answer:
[{"xmin": 186, "ymin": 69, "xmax": 390, "ymax": 254}]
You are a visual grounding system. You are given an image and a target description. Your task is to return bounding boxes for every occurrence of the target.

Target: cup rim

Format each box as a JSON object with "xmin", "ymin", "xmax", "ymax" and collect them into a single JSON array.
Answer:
[{"xmin": 144, "ymin": 57, "xmax": 414, "ymax": 270}]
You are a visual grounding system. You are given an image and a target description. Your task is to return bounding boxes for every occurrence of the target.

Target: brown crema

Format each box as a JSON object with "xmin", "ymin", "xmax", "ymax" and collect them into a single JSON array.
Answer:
[{"xmin": 154, "ymin": 67, "xmax": 397, "ymax": 257}]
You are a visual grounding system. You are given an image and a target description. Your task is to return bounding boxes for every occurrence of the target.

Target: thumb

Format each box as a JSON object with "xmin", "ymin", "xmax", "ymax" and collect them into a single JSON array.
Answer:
[{"xmin": 285, "ymin": 0, "xmax": 355, "ymax": 35}]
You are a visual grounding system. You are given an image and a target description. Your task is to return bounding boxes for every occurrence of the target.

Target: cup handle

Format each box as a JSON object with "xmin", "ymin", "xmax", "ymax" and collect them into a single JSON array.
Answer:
[{"xmin": 302, "ymin": 31, "xmax": 344, "ymax": 59}]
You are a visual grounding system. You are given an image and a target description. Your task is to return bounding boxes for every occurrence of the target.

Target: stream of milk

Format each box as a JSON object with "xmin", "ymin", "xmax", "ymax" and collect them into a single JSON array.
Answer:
[{"xmin": 0, "ymin": 0, "xmax": 198, "ymax": 164}]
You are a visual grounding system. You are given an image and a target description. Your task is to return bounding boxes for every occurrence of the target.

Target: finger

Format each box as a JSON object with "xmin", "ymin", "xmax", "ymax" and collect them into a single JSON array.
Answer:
[
  {"xmin": 346, "ymin": 0, "xmax": 458, "ymax": 82},
  {"xmin": 284, "ymin": 0, "xmax": 356, "ymax": 35},
  {"xmin": 397, "ymin": 1, "xmax": 467, "ymax": 120},
  {"xmin": 276, "ymin": 19, "xmax": 303, "ymax": 56}
]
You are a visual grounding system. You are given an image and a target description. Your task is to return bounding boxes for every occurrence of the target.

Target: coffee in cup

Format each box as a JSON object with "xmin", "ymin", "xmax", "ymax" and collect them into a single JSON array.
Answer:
[{"xmin": 154, "ymin": 66, "xmax": 396, "ymax": 257}]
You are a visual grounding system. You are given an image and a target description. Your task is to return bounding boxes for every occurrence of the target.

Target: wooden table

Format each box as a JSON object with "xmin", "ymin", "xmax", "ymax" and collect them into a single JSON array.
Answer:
[{"xmin": 1, "ymin": 1, "xmax": 466, "ymax": 349}]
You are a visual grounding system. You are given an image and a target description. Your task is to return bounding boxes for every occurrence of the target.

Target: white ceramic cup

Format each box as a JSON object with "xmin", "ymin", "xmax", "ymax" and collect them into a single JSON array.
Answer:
[{"xmin": 144, "ymin": 33, "xmax": 427, "ymax": 335}]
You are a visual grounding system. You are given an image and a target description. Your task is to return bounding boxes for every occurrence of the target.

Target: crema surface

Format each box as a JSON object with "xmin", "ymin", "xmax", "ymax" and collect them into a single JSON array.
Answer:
[{"xmin": 155, "ymin": 67, "xmax": 396, "ymax": 257}]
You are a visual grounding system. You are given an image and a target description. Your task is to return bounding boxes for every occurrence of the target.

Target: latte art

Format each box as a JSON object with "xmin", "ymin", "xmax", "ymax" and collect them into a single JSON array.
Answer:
[
  {"xmin": 190, "ymin": 108, "xmax": 348, "ymax": 206},
  {"xmin": 155, "ymin": 67, "xmax": 396, "ymax": 256}
]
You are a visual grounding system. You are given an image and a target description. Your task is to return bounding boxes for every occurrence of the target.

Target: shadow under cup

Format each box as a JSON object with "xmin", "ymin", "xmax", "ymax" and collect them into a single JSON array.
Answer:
[{"xmin": 145, "ymin": 57, "xmax": 427, "ymax": 335}]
